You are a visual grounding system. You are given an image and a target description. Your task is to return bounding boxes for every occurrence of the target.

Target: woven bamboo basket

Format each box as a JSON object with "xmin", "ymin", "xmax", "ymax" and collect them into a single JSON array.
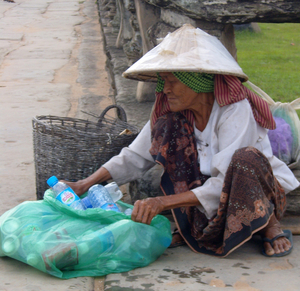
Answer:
[{"xmin": 32, "ymin": 105, "xmax": 140, "ymax": 199}]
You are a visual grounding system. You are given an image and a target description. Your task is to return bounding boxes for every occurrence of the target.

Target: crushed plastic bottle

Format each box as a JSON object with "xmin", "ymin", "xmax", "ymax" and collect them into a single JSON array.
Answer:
[
  {"xmin": 104, "ymin": 182, "xmax": 123, "ymax": 202},
  {"xmin": 81, "ymin": 184, "xmax": 120, "ymax": 212}
]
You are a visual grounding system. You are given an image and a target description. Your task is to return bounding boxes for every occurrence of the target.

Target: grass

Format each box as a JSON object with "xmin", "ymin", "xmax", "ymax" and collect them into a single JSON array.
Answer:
[{"xmin": 235, "ymin": 23, "xmax": 300, "ymax": 103}]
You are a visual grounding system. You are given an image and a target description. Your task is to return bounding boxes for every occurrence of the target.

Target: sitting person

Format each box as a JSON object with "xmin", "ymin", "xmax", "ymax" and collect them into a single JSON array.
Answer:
[{"xmin": 65, "ymin": 24, "xmax": 299, "ymax": 257}]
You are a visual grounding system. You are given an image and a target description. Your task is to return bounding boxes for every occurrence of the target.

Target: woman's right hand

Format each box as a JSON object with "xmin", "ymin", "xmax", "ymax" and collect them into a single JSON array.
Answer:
[
  {"xmin": 62, "ymin": 167, "xmax": 112, "ymax": 196},
  {"xmin": 62, "ymin": 179, "xmax": 91, "ymax": 196}
]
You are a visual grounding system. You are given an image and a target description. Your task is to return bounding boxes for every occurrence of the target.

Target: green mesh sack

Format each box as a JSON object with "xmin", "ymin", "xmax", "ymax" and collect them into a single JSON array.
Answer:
[{"xmin": 0, "ymin": 190, "xmax": 172, "ymax": 279}]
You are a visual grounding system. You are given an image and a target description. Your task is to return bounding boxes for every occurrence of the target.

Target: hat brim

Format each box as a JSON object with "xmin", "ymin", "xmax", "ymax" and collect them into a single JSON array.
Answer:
[{"xmin": 122, "ymin": 24, "xmax": 248, "ymax": 83}]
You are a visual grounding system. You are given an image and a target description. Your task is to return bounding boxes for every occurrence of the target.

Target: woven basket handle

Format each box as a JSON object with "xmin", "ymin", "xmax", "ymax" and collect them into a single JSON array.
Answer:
[{"xmin": 98, "ymin": 105, "xmax": 127, "ymax": 124}]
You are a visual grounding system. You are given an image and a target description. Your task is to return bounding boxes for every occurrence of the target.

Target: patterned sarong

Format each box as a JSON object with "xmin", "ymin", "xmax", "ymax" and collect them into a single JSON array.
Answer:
[{"xmin": 150, "ymin": 112, "xmax": 286, "ymax": 256}]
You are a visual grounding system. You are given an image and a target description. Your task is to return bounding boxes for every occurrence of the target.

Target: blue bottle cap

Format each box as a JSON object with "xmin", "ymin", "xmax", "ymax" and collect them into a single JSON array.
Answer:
[
  {"xmin": 47, "ymin": 176, "xmax": 59, "ymax": 187},
  {"xmin": 81, "ymin": 197, "xmax": 93, "ymax": 209}
]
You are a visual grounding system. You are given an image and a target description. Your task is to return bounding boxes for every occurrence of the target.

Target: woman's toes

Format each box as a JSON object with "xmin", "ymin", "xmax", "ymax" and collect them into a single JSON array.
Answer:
[
  {"xmin": 264, "ymin": 237, "xmax": 291, "ymax": 256},
  {"xmin": 284, "ymin": 241, "xmax": 291, "ymax": 251},
  {"xmin": 264, "ymin": 242, "xmax": 275, "ymax": 256},
  {"xmin": 273, "ymin": 242, "xmax": 283, "ymax": 255},
  {"xmin": 281, "ymin": 238, "xmax": 291, "ymax": 252}
]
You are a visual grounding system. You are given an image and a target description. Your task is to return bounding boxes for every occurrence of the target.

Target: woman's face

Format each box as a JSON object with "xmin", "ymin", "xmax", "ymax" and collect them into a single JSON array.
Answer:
[{"xmin": 160, "ymin": 72, "xmax": 201, "ymax": 112}]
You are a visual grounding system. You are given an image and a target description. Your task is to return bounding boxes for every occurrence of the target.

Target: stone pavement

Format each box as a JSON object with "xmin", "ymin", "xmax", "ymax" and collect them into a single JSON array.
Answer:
[
  {"xmin": 1, "ymin": 0, "xmax": 300, "ymax": 290},
  {"xmin": 0, "ymin": 0, "xmax": 111, "ymax": 289},
  {"xmin": 105, "ymin": 237, "xmax": 300, "ymax": 291}
]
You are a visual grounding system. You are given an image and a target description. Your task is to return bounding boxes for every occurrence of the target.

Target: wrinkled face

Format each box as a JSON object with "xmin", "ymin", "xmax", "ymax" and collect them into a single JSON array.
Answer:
[{"xmin": 160, "ymin": 72, "xmax": 200, "ymax": 112}]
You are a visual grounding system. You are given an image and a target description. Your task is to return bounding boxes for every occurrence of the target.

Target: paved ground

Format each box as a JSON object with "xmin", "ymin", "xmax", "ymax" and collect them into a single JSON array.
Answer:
[
  {"xmin": 105, "ymin": 236, "xmax": 300, "ymax": 291},
  {"xmin": 1, "ymin": 0, "xmax": 300, "ymax": 290},
  {"xmin": 0, "ymin": 0, "xmax": 110, "ymax": 289}
]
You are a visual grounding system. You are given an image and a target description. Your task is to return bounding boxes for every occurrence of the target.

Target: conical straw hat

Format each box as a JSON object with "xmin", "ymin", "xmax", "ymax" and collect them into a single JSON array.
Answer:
[{"xmin": 122, "ymin": 24, "xmax": 248, "ymax": 82}]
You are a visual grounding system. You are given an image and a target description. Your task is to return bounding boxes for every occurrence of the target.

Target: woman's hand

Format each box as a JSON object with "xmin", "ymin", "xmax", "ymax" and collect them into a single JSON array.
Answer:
[
  {"xmin": 131, "ymin": 197, "xmax": 166, "ymax": 225},
  {"xmin": 62, "ymin": 180, "xmax": 89, "ymax": 196},
  {"xmin": 62, "ymin": 167, "xmax": 112, "ymax": 196},
  {"xmin": 131, "ymin": 191, "xmax": 201, "ymax": 225}
]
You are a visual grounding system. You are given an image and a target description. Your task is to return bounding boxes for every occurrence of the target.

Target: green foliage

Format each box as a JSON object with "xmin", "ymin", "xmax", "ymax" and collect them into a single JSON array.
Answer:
[{"xmin": 235, "ymin": 23, "xmax": 300, "ymax": 103}]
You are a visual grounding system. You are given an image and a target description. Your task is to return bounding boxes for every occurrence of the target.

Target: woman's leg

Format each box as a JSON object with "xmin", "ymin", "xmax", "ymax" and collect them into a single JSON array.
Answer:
[
  {"xmin": 170, "ymin": 232, "xmax": 185, "ymax": 248},
  {"xmin": 151, "ymin": 111, "xmax": 292, "ymax": 256},
  {"xmin": 260, "ymin": 213, "xmax": 292, "ymax": 256},
  {"xmin": 213, "ymin": 146, "xmax": 290, "ymax": 257},
  {"xmin": 186, "ymin": 146, "xmax": 290, "ymax": 257}
]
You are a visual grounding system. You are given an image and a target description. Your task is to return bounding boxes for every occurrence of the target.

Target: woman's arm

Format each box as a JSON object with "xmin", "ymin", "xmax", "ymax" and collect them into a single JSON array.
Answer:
[
  {"xmin": 131, "ymin": 191, "xmax": 200, "ymax": 225},
  {"xmin": 63, "ymin": 167, "xmax": 112, "ymax": 196},
  {"xmin": 64, "ymin": 121, "xmax": 155, "ymax": 195}
]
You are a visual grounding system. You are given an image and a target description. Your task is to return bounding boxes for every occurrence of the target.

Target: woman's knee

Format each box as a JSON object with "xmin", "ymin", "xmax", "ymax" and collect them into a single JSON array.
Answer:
[
  {"xmin": 231, "ymin": 146, "xmax": 269, "ymax": 164},
  {"xmin": 232, "ymin": 147, "xmax": 254, "ymax": 161}
]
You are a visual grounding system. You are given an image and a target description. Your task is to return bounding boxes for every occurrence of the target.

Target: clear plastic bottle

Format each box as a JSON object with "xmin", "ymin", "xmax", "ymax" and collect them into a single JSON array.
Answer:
[
  {"xmin": 81, "ymin": 228, "xmax": 115, "ymax": 254},
  {"xmin": 1, "ymin": 217, "xmax": 21, "ymax": 236},
  {"xmin": 75, "ymin": 228, "xmax": 115, "ymax": 267},
  {"xmin": 104, "ymin": 182, "xmax": 123, "ymax": 202},
  {"xmin": 2, "ymin": 235, "xmax": 20, "ymax": 256},
  {"xmin": 26, "ymin": 253, "xmax": 46, "ymax": 272},
  {"xmin": 47, "ymin": 176, "xmax": 84, "ymax": 210},
  {"xmin": 124, "ymin": 208, "xmax": 133, "ymax": 216},
  {"xmin": 97, "ymin": 259, "xmax": 119, "ymax": 271},
  {"xmin": 81, "ymin": 184, "xmax": 120, "ymax": 212}
]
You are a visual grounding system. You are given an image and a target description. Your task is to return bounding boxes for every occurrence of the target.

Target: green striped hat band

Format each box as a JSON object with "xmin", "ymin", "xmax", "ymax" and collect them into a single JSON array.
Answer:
[{"xmin": 156, "ymin": 72, "xmax": 215, "ymax": 93}]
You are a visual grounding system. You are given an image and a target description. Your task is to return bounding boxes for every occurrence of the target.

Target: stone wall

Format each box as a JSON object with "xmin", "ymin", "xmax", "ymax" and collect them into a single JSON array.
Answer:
[
  {"xmin": 101, "ymin": 0, "xmax": 300, "ymax": 102},
  {"xmin": 143, "ymin": 0, "xmax": 300, "ymax": 24},
  {"xmin": 98, "ymin": 0, "xmax": 153, "ymax": 128}
]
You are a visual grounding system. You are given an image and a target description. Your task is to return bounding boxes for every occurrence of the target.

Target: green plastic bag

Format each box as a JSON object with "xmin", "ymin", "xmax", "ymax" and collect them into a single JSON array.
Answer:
[{"xmin": 0, "ymin": 190, "xmax": 172, "ymax": 279}]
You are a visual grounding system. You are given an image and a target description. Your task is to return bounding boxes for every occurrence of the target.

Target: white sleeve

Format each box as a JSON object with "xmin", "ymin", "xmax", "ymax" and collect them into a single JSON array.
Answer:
[
  {"xmin": 191, "ymin": 101, "xmax": 261, "ymax": 219},
  {"xmin": 258, "ymin": 136, "xmax": 300, "ymax": 193},
  {"xmin": 102, "ymin": 121, "xmax": 156, "ymax": 185}
]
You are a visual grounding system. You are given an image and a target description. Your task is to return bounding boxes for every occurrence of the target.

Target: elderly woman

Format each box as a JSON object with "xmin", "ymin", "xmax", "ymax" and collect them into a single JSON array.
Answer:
[{"xmin": 66, "ymin": 24, "xmax": 299, "ymax": 257}]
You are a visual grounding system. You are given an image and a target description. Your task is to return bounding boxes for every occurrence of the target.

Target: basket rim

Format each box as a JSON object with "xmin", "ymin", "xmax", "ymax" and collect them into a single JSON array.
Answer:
[{"xmin": 32, "ymin": 115, "xmax": 140, "ymax": 135}]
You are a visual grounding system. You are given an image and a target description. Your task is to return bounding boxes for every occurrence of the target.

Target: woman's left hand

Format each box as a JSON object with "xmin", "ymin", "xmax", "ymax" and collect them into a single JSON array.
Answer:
[{"xmin": 131, "ymin": 197, "xmax": 165, "ymax": 225}]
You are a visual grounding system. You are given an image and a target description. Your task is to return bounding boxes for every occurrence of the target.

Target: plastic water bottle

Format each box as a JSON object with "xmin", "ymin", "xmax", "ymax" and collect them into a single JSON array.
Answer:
[
  {"xmin": 81, "ymin": 228, "xmax": 115, "ymax": 254},
  {"xmin": 81, "ymin": 184, "xmax": 121, "ymax": 212},
  {"xmin": 104, "ymin": 182, "xmax": 123, "ymax": 202},
  {"xmin": 2, "ymin": 235, "xmax": 20, "ymax": 256},
  {"xmin": 75, "ymin": 228, "xmax": 115, "ymax": 267},
  {"xmin": 124, "ymin": 208, "xmax": 133, "ymax": 216},
  {"xmin": 97, "ymin": 259, "xmax": 119, "ymax": 271},
  {"xmin": 1, "ymin": 217, "xmax": 21, "ymax": 236},
  {"xmin": 47, "ymin": 176, "xmax": 84, "ymax": 210}
]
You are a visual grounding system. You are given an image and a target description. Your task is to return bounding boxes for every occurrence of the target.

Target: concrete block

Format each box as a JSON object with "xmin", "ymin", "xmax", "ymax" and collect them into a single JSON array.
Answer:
[
  {"xmin": 136, "ymin": 81, "xmax": 156, "ymax": 102},
  {"xmin": 0, "ymin": 33, "xmax": 24, "ymax": 41}
]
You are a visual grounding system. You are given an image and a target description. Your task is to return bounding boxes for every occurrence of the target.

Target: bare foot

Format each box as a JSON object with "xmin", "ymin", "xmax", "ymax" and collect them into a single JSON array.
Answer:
[
  {"xmin": 260, "ymin": 213, "xmax": 292, "ymax": 256},
  {"xmin": 169, "ymin": 232, "xmax": 186, "ymax": 248}
]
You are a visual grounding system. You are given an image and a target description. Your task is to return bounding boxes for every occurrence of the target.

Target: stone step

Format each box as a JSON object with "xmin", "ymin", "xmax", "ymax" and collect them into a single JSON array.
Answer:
[
  {"xmin": 281, "ymin": 215, "xmax": 300, "ymax": 235},
  {"xmin": 286, "ymin": 169, "xmax": 300, "ymax": 216}
]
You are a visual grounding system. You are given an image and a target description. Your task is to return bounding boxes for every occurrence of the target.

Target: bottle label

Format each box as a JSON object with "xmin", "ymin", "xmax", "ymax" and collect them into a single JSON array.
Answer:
[
  {"xmin": 101, "ymin": 203, "xmax": 120, "ymax": 212},
  {"xmin": 22, "ymin": 224, "xmax": 41, "ymax": 236},
  {"xmin": 42, "ymin": 242, "xmax": 78, "ymax": 271},
  {"xmin": 56, "ymin": 188, "xmax": 80, "ymax": 206}
]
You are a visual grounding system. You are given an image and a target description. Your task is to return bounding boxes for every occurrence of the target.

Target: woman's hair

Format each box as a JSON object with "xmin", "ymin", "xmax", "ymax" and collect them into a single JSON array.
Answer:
[{"xmin": 156, "ymin": 72, "xmax": 215, "ymax": 93}]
